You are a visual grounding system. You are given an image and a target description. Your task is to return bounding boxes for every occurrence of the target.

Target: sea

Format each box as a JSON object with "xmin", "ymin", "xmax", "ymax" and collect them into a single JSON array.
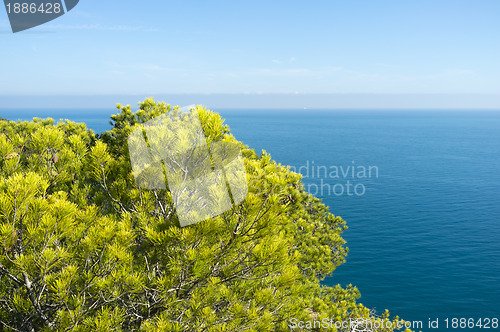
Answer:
[{"xmin": 2, "ymin": 108, "xmax": 500, "ymax": 331}]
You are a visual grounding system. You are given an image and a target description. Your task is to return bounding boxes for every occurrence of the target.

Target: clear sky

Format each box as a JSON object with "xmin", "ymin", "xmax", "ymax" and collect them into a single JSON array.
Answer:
[{"xmin": 1, "ymin": 1, "xmax": 499, "ymax": 108}]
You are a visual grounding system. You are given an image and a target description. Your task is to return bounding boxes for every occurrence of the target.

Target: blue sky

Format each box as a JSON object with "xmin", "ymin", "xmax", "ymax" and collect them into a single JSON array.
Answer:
[{"xmin": 1, "ymin": 0, "xmax": 500, "ymax": 107}]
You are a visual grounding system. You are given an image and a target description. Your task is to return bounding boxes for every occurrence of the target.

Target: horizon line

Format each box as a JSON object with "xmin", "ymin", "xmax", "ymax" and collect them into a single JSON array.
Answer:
[{"xmin": 1, "ymin": 93, "xmax": 499, "ymax": 110}]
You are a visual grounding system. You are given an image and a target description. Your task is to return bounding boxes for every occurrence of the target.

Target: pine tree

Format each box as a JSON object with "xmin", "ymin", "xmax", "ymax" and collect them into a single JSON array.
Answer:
[{"xmin": 0, "ymin": 100, "xmax": 411, "ymax": 331}]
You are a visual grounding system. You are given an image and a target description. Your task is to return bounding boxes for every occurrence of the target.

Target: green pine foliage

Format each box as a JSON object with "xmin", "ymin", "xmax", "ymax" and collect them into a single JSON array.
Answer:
[{"xmin": 0, "ymin": 99, "xmax": 412, "ymax": 331}]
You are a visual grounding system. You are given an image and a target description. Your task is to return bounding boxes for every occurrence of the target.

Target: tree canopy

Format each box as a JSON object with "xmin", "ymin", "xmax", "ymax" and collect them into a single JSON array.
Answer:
[{"xmin": 0, "ymin": 99, "xmax": 410, "ymax": 331}]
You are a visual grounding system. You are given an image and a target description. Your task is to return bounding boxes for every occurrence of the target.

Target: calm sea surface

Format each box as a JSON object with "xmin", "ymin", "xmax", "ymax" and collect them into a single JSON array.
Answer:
[{"xmin": 2, "ymin": 108, "xmax": 500, "ymax": 331}]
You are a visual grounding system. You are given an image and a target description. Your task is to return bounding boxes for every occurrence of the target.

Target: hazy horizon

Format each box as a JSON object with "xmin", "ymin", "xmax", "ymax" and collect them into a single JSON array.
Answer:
[{"xmin": 1, "ymin": 93, "xmax": 500, "ymax": 110}]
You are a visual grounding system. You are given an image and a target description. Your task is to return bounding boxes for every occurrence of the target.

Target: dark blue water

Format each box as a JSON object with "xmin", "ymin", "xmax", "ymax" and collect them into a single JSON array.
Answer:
[{"xmin": 2, "ymin": 108, "xmax": 500, "ymax": 331}]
